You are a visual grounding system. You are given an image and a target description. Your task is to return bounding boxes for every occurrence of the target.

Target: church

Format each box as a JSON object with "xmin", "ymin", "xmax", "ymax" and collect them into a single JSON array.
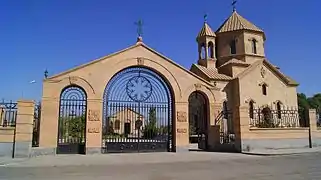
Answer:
[{"xmin": 37, "ymin": 8, "xmax": 300, "ymax": 155}]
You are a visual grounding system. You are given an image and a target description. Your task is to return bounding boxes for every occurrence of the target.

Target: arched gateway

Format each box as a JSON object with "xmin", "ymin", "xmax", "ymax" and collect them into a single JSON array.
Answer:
[
  {"xmin": 102, "ymin": 67, "xmax": 174, "ymax": 153},
  {"xmin": 57, "ymin": 86, "xmax": 87, "ymax": 154}
]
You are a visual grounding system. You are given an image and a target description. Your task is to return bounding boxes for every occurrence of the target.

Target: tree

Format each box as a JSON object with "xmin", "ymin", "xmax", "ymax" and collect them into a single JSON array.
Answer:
[
  {"xmin": 142, "ymin": 107, "xmax": 158, "ymax": 139},
  {"xmin": 59, "ymin": 115, "xmax": 86, "ymax": 140}
]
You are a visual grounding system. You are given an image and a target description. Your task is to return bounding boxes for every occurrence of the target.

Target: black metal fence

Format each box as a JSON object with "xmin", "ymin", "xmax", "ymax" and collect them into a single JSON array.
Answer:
[
  {"xmin": 0, "ymin": 100, "xmax": 18, "ymax": 127},
  {"xmin": 249, "ymin": 106, "xmax": 307, "ymax": 128},
  {"xmin": 32, "ymin": 102, "xmax": 41, "ymax": 147},
  {"xmin": 215, "ymin": 110, "xmax": 235, "ymax": 144}
]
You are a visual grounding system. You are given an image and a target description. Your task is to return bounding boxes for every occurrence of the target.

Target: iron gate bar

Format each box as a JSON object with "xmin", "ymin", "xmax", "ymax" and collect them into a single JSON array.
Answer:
[
  {"xmin": 0, "ymin": 100, "xmax": 18, "ymax": 127},
  {"xmin": 102, "ymin": 67, "xmax": 173, "ymax": 153},
  {"xmin": 57, "ymin": 86, "xmax": 87, "ymax": 154}
]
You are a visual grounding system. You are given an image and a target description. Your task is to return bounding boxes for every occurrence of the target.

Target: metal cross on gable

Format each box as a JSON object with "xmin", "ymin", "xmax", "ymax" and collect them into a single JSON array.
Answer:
[
  {"xmin": 134, "ymin": 19, "xmax": 143, "ymax": 37},
  {"xmin": 232, "ymin": 0, "xmax": 237, "ymax": 12}
]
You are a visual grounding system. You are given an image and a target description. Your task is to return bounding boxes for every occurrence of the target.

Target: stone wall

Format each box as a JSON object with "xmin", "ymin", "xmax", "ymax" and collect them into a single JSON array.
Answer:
[
  {"xmin": 0, "ymin": 100, "xmax": 35, "ymax": 158},
  {"xmin": 233, "ymin": 106, "xmax": 313, "ymax": 153}
]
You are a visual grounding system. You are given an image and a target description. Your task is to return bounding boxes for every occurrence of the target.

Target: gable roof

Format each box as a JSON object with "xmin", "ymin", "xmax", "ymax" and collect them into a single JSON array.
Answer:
[
  {"xmin": 219, "ymin": 58, "xmax": 250, "ymax": 68},
  {"xmin": 46, "ymin": 42, "xmax": 217, "ymax": 88},
  {"xmin": 191, "ymin": 64, "xmax": 233, "ymax": 81},
  {"xmin": 216, "ymin": 11, "xmax": 264, "ymax": 34},
  {"xmin": 236, "ymin": 59, "xmax": 299, "ymax": 86},
  {"xmin": 197, "ymin": 23, "xmax": 216, "ymax": 40}
]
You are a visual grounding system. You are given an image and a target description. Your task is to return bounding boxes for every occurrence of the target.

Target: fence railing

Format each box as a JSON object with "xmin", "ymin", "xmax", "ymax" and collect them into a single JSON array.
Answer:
[
  {"xmin": 249, "ymin": 106, "xmax": 306, "ymax": 128},
  {"xmin": 32, "ymin": 102, "xmax": 41, "ymax": 147},
  {"xmin": 215, "ymin": 110, "xmax": 235, "ymax": 144},
  {"xmin": 0, "ymin": 100, "xmax": 18, "ymax": 127}
]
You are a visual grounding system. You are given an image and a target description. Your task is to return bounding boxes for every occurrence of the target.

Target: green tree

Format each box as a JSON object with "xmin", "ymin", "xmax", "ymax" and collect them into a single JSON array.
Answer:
[
  {"xmin": 143, "ymin": 107, "xmax": 158, "ymax": 139},
  {"xmin": 59, "ymin": 115, "xmax": 86, "ymax": 139}
]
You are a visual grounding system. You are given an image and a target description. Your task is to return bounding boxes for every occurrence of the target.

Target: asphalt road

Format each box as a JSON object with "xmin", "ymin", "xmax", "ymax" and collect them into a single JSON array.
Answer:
[{"xmin": 0, "ymin": 152, "xmax": 321, "ymax": 180}]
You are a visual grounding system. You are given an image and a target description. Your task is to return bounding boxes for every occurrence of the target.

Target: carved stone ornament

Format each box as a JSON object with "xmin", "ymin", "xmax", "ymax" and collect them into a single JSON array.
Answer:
[
  {"xmin": 137, "ymin": 57, "xmax": 144, "ymax": 65},
  {"xmin": 194, "ymin": 83, "xmax": 202, "ymax": 90},
  {"xmin": 177, "ymin": 111, "xmax": 187, "ymax": 122},
  {"xmin": 88, "ymin": 110, "xmax": 100, "ymax": 121},
  {"xmin": 176, "ymin": 128, "xmax": 187, "ymax": 134},
  {"xmin": 260, "ymin": 67, "xmax": 266, "ymax": 78},
  {"xmin": 88, "ymin": 128, "xmax": 100, "ymax": 133},
  {"xmin": 68, "ymin": 76, "xmax": 78, "ymax": 84}
]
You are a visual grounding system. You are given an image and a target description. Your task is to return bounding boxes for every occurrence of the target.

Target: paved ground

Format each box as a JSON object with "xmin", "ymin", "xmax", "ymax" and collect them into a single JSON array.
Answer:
[{"xmin": 0, "ymin": 152, "xmax": 321, "ymax": 180}]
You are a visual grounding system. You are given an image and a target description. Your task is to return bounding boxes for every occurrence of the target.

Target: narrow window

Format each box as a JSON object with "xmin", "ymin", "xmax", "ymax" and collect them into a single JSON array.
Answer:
[
  {"xmin": 230, "ymin": 39, "xmax": 236, "ymax": 54},
  {"xmin": 201, "ymin": 43, "xmax": 206, "ymax": 59},
  {"xmin": 208, "ymin": 42, "xmax": 214, "ymax": 58},
  {"xmin": 277, "ymin": 102, "xmax": 282, "ymax": 119},
  {"xmin": 252, "ymin": 39, "xmax": 257, "ymax": 54},
  {"xmin": 262, "ymin": 84, "xmax": 267, "ymax": 95},
  {"xmin": 249, "ymin": 101, "xmax": 254, "ymax": 119}
]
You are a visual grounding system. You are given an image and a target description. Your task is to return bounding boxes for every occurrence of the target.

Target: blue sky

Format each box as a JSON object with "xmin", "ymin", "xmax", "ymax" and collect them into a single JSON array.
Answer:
[{"xmin": 0, "ymin": 0, "xmax": 320, "ymax": 101}]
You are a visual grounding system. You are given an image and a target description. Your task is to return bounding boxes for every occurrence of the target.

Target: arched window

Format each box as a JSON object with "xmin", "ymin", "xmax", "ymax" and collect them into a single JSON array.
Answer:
[
  {"xmin": 114, "ymin": 120, "xmax": 120, "ymax": 130},
  {"xmin": 262, "ymin": 107, "xmax": 272, "ymax": 127},
  {"xmin": 230, "ymin": 39, "xmax": 236, "ymax": 55},
  {"xmin": 201, "ymin": 43, "xmax": 206, "ymax": 59},
  {"xmin": 249, "ymin": 101, "xmax": 254, "ymax": 119},
  {"xmin": 262, "ymin": 84, "xmax": 267, "ymax": 95},
  {"xmin": 208, "ymin": 41, "xmax": 214, "ymax": 58},
  {"xmin": 251, "ymin": 39, "xmax": 257, "ymax": 54},
  {"xmin": 276, "ymin": 102, "xmax": 282, "ymax": 119}
]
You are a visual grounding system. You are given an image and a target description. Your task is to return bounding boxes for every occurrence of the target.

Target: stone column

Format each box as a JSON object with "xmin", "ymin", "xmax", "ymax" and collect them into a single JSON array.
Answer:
[
  {"xmin": 174, "ymin": 102, "xmax": 189, "ymax": 152},
  {"xmin": 38, "ymin": 98, "xmax": 59, "ymax": 151},
  {"xmin": 207, "ymin": 102, "xmax": 222, "ymax": 150},
  {"xmin": 309, "ymin": 109, "xmax": 317, "ymax": 147},
  {"xmin": 14, "ymin": 100, "xmax": 35, "ymax": 158},
  {"xmin": 86, "ymin": 99, "xmax": 103, "ymax": 154},
  {"xmin": 0, "ymin": 107, "xmax": 3, "ymax": 126},
  {"xmin": 233, "ymin": 106, "xmax": 249, "ymax": 152}
]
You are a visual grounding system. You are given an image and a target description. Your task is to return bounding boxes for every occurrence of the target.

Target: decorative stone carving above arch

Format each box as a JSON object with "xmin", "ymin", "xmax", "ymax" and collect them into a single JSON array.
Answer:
[
  {"xmin": 273, "ymin": 100, "xmax": 283, "ymax": 105},
  {"xmin": 245, "ymin": 98, "xmax": 256, "ymax": 104},
  {"xmin": 44, "ymin": 76, "xmax": 96, "ymax": 99},
  {"xmin": 258, "ymin": 82, "xmax": 269, "ymax": 87},
  {"xmin": 183, "ymin": 83, "xmax": 219, "ymax": 103}
]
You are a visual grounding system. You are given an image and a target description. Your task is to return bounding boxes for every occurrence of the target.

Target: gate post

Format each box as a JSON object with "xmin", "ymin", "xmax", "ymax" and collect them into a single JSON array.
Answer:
[
  {"xmin": 175, "ymin": 102, "xmax": 189, "ymax": 152},
  {"xmin": 86, "ymin": 99, "xmax": 102, "ymax": 154},
  {"xmin": 308, "ymin": 109, "xmax": 317, "ymax": 147},
  {"xmin": 14, "ymin": 100, "xmax": 35, "ymax": 158}
]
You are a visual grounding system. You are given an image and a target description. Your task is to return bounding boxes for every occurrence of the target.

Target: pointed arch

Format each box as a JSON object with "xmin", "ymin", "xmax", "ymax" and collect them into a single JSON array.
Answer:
[
  {"xmin": 208, "ymin": 41, "xmax": 214, "ymax": 58},
  {"xmin": 251, "ymin": 38, "xmax": 257, "ymax": 54},
  {"xmin": 276, "ymin": 101, "xmax": 282, "ymax": 119},
  {"xmin": 249, "ymin": 100, "xmax": 254, "ymax": 119}
]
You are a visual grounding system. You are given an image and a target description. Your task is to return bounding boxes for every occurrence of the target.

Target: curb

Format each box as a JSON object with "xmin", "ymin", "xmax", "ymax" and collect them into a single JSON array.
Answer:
[{"xmin": 242, "ymin": 150, "xmax": 321, "ymax": 156}]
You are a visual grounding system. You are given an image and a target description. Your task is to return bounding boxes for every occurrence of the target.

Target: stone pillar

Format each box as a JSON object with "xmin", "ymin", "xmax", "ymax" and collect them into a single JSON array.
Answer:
[
  {"xmin": 0, "ymin": 107, "xmax": 3, "ymax": 126},
  {"xmin": 309, "ymin": 109, "xmax": 317, "ymax": 147},
  {"xmin": 174, "ymin": 102, "xmax": 189, "ymax": 152},
  {"xmin": 14, "ymin": 100, "xmax": 35, "ymax": 158},
  {"xmin": 38, "ymin": 98, "xmax": 59, "ymax": 152},
  {"xmin": 233, "ymin": 106, "xmax": 249, "ymax": 152},
  {"xmin": 86, "ymin": 99, "xmax": 103, "ymax": 154}
]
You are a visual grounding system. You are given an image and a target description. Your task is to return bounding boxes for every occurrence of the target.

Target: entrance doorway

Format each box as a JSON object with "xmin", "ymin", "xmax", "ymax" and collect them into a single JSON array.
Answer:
[
  {"xmin": 57, "ymin": 86, "xmax": 87, "ymax": 154},
  {"xmin": 102, "ymin": 67, "xmax": 174, "ymax": 153},
  {"xmin": 188, "ymin": 91, "xmax": 208, "ymax": 150}
]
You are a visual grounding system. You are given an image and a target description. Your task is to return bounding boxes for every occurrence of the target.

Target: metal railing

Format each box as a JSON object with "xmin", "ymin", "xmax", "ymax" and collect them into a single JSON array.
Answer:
[
  {"xmin": 249, "ymin": 106, "xmax": 305, "ymax": 128},
  {"xmin": 0, "ymin": 100, "xmax": 18, "ymax": 127}
]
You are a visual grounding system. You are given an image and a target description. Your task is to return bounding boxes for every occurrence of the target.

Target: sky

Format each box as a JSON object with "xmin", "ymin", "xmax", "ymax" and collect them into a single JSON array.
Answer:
[{"xmin": 0, "ymin": 0, "xmax": 320, "ymax": 101}]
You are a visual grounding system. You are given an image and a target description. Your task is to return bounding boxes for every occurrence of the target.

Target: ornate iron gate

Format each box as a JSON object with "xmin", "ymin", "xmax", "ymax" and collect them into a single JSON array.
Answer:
[
  {"xmin": 57, "ymin": 86, "xmax": 87, "ymax": 154},
  {"xmin": 102, "ymin": 67, "xmax": 173, "ymax": 153},
  {"xmin": 188, "ymin": 92, "xmax": 208, "ymax": 150}
]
